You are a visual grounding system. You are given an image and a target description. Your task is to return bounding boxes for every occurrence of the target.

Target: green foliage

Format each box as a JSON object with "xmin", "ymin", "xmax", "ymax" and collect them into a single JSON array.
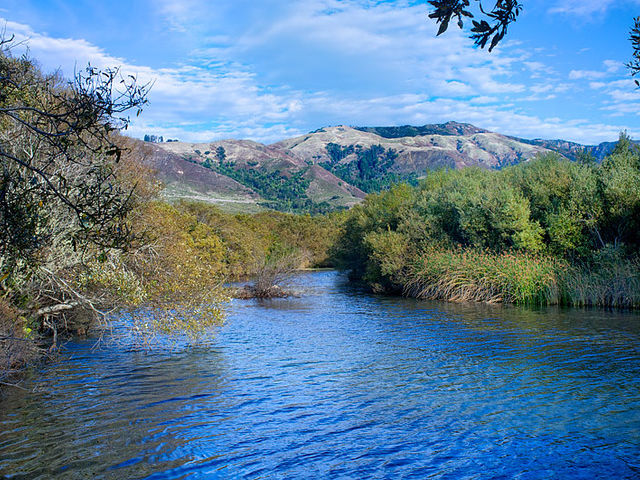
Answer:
[
  {"xmin": 331, "ymin": 183, "xmax": 415, "ymax": 278},
  {"xmin": 0, "ymin": 40, "xmax": 348, "ymax": 369},
  {"xmin": 598, "ymin": 137, "xmax": 640, "ymax": 251},
  {"xmin": 334, "ymin": 135, "xmax": 640, "ymax": 308},
  {"xmin": 363, "ymin": 230, "xmax": 411, "ymax": 292},
  {"xmin": 326, "ymin": 142, "xmax": 354, "ymax": 162},
  {"xmin": 196, "ymin": 156, "xmax": 334, "ymax": 214},
  {"xmin": 78, "ymin": 256, "xmax": 146, "ymax": 307},
  {"xmin": 175, "ymin": 200, "xmax": 346, "ymax": 278},
  {"xmin": 82, "ymin": 201, "xmax": 231, "ymax": 338},
  {"xmin": 321, "ymin": 143, "xmax": 417, "ymax": 193},
  {"xmin": 503, "ymin": 153, "xmax": 601, "ymax": 256},
  {"xmin": 216, "ymin": 146, "xmax": 226, "ymax": 162},
  {"xmin": 354, "ymin": 123, "xmax": 482, "ymax": 138},
  {"xmin": 219, "ymin": 164, "xmax": 310, "ymax": 204},
  {"xmin": 402, "ymin": 168, "xmax": 543, "ymax": 253}
]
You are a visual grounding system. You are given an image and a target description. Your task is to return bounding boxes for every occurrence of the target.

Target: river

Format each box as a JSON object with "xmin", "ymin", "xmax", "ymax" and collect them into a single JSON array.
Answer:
[{"xmin": 1, "ymin": 270, "xmax": 640, "ymax": 479}]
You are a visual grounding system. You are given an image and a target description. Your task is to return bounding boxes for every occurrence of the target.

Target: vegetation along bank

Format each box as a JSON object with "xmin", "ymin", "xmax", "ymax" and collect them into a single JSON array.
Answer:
[
  {"xmin": 2, "ymin": 35, "xmax": 640, "ymax": 386},
  {"xmin": 0, "ymin": 40, "xmax": 342, "ymax": 384},
  {"xmin": 332, "ymin": 140, "xmax": 640, "ymax": 309}
]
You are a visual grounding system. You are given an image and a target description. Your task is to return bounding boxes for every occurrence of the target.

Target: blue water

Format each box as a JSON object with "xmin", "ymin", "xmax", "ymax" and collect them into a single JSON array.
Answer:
[{"xmin": 1, "ymin": 271, "xmax": 640, "ymax": 479}]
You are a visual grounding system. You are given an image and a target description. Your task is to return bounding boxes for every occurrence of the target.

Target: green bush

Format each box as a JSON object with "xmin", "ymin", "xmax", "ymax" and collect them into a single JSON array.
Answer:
[{"xmin": 333, "ymin": 134, "xmax": 640, "ymax": 309}]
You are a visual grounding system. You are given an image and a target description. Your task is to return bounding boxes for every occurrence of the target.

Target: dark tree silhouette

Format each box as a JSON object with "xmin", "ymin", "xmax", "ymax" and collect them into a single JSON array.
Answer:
[
  {"xmin": 428, "ymin": 1, "xmax": 640, "ymax": 86},
  {"xmin": 428, "ymin": 0, "xmax": 522, "ymax": 51},
  {"xmin": 628, "ymin": 17, "xmax": 640, "ymax": 86}
]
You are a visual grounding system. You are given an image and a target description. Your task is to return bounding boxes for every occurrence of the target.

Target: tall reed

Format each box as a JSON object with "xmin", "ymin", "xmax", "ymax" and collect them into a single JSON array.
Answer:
[
  {"xmin": 561, "ymin": 256, "xmax": 640, "ymax": 309},
  {"xmin": 404, "ymin": 247, "xmax": 563, "ymax": 306},
  {"xmin": 403, "ymin": 247, "xmax": 640, "ymax": 308}
]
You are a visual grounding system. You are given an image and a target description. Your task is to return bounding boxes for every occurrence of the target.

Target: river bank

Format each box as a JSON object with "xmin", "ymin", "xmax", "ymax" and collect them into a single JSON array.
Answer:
[{"xmin": 332, "ymin": 149, "xmax": 640, "ymax": 309}]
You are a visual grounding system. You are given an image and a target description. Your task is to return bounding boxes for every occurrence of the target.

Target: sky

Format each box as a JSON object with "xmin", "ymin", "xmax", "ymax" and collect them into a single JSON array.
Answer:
[{"xmin": 2, "ymin": 0, "xmax": 640, "ymax": 144}]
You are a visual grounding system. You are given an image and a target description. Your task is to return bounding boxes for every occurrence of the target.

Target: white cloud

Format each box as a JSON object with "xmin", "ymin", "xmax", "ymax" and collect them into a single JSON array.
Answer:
[
  {"xmin": 549, "ymin": 0, "xmax": 616, "ymax": 16},
  {"xmin": 585, "ymin": 76, "xmax": 640, "ymax": 118},
  {"xmin": 3, "ymin": 4, "xmax": 534, "ymax": 142},
  {"xmin": 469, "ymin": 96, "xmax": 499, "ymax": 104},
  {"xmin": 569, "ymin": 69, "xmax": 608, "ymax": 80},
  {"xmin": 523, "ymin": 61, "xmax": 557, "ymax": 79},
  {"xmin": 153, "ymin": 0, "xmax": 216, "ymax": 33},
  {"xmin": 604, "ymin": 59, "xmax": 624, "ymax": 73},
  {"xmin": 2, "ymin": 1, "xmax": 639, "ymax": 146},
  {"xmin": 2, "ymin": 17, "xmax": 307, "ymax": 143},
  {"xmin": 570, "ymin": 60, "xmax": 625, "ymax": 82},
  {"xmin": 549, "ymin": 0, "xmax": 640, "ymax": 17}
]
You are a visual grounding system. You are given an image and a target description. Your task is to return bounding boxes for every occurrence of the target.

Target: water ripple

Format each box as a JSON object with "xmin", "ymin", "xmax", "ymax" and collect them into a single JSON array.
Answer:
[{"xmin": 1, "ymin": 271, "xmax": 640, "ymax": 479}]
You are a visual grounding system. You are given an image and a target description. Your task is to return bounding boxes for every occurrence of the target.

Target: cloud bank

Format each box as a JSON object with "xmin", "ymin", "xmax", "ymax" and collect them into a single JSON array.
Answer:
[{"xmin": 3, "ymin": 0, "xmax": 639, "ymax": 144}]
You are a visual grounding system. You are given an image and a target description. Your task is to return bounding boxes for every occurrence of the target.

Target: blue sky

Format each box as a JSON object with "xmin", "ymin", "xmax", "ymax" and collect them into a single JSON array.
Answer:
[{"xmin": 2, "ymin": 0, "xmax": 640, "ymax": 144}]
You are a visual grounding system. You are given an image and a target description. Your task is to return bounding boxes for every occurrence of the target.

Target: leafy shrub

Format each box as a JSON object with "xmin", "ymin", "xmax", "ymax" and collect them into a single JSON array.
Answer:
[{"xmin": 334, "ymin": 135, "xmax": 640, "ymax": 309}]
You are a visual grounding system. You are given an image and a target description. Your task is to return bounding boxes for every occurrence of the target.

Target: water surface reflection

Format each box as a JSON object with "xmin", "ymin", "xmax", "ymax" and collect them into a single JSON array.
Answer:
[{"xmin": 1, "ymin": 271, "xmax": 639, "ymax": 479}]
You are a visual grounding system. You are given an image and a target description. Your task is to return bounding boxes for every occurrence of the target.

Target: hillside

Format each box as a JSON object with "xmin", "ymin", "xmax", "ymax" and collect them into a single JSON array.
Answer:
[
  {"xmin": 509, "ymin": 136, "xmax": 640, "ymax": 161},
  {"xmin": 273, "ymin": 124, "xmax": 552, "ymax": 192},
  {"xmin": 276, "ymin": 124, "xmax": 550, "ymax": 169},
  {"xmin": 353, "ymin": 121, "xmax": 489, "ymax": 138},
  {"xmin": 156, "ymin": 139, "xmax": 365, "ymax": 212},
  {"xmin": 145, "ymin": 121, "xmax": 624, "ymax": 212}
]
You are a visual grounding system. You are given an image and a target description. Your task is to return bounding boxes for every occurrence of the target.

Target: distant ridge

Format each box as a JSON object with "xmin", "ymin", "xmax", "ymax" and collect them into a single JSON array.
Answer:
[
  {"xmin": 353, "ymin": 121, "xmax": 488, "ymax": 138},
  {"xmin": 142, "ymin": 121, "xmax": 630, "ymax": 212},
  {"xmin": 509, "ymin": 137, "xmax": 640, "ymax": 161}
]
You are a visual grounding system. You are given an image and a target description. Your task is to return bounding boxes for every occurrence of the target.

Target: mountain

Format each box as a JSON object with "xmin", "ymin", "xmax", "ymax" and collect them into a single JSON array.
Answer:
[
  {"xmin": 153, "ymin": 138, "xmax": 365, "ymax": 213},
  {"xmin": 353, "ymin": 121, "xmax": 489, "ymax": 138},
  {"xmin": 143, "ymin": 121, "xmax": 625, "ymax": 212},
  {"xmin": 275, "ymin": 124, "xmax": 550, "ymax": 172},
  {"xmin": 510, "ymin": 136, "xmax": 640, "ymax": 161},
  {"xmin": 272, "ymin": 124, "xmax": 558, "ymax": 193}
]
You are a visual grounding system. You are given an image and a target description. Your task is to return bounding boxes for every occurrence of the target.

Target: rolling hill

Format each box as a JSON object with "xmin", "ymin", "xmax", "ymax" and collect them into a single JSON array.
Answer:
[{"xmin": 141, "ymin": 121, "xmax": 626, "ymax": 212}]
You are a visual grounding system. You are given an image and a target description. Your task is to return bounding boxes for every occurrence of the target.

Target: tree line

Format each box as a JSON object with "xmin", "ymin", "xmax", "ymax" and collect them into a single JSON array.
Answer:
[
  {"xmin": 321, "ymin": 142, "xmax": 418, "ymax": 193},
  {"xmin": 332, "ymin": 137, "xmax": 640, "ymax": 307},
  {"xmin": 0, "ymin": 38, "xmax": 343, "ymax": 385}
]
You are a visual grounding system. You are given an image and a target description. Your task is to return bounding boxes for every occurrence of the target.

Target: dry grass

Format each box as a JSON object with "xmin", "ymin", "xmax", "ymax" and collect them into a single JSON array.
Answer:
[{"xmin": 245, "ymin": 247, "xmax": 309, "ymax": 298}]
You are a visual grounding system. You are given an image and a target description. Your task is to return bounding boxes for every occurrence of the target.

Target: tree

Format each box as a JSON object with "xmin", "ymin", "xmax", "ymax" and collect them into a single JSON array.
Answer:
[
  {"xmin": 0, "ymin": 36, "xmax": 149, "ymax": 262},
  {"xmin": 0, "ymin": 35, "xmax": 150, "ymax": 347},
  {"xmin": 216, "ymin": 145, "xmax": 226, "ymax": 162}
]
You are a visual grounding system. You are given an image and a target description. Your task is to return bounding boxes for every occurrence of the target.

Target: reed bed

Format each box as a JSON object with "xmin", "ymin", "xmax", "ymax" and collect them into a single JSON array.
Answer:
[
  {"xmin": 563, "ymin": 258, "xmax": 640, "ymax": 309},
  {"xmin": 403, "ymin": 247, "xmax": 640, "ymax": 308},
  {"xmin": 404, "ymin": 247, "xmax": 562, "ymax": 306}
]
